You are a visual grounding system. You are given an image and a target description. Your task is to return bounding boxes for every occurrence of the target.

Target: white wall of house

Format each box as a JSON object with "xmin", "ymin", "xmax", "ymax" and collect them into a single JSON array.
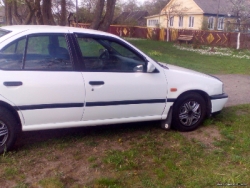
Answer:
[
  {"xmin": 146, "ymin": 0, "xmax": 233, "ymax": 31},
  {"xmin": 147, "ymin": 16, "xmax": 160, "ymax": 28},
  {"xmin": 146, "ymin": 0, "xmax": 205, "ymax": 29},
  {"xmin": 147, "ymin": 14, "xmax": 204, "ymax": 30}
]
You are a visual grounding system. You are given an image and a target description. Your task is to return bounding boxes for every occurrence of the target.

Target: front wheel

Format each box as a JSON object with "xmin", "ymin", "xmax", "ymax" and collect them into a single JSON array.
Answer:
[
  {"xmin": 172, "ymin": 92, "xmax": 206, "ymax": 132},
  {"xmin": 0, "ymin": 108, "xmax": 19, "ymax": 154}
]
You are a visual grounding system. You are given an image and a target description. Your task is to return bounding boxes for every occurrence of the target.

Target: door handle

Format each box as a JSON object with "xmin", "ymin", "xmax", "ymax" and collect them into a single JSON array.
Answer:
[
  {"xmin": 3, "ymin": 81, "xmax": 23, "ymax": 86},
  {"xmin": 89, "ymin": 81, "xmax": 105, "ymax": 86}
]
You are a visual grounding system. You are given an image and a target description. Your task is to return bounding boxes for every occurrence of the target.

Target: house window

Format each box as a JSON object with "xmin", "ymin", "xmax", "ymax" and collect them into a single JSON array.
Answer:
[
  {"xmin": 169, "ymin": 16, "xmax": 174, "ymax": 27},
  {"xmin": 0, "ymin": 17, "xmax": 3, "ymax": 23},
  {"xmin": 208, "ymin": 17, "xmax": 214, "ymax": 30},
  {"xmin": 148, "ymin": 19, "xmax": 159, "ymax": 27},
  {"xmin": 217, "ymin": 17, "xmax": 224, "ymax": 30},
  {"xmin": 179, "ymin": 16, "xmax": 183, "ymax": 27},
  {"xmin": 189, "ymin": 16, "xmax": 194, "ymax": 28}
]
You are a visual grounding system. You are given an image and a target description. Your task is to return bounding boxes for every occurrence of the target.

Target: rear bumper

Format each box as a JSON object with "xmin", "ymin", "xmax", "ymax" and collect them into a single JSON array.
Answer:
[{"xmin": 210, "ymin": 93, "xmax": 228, "ymax": 113}]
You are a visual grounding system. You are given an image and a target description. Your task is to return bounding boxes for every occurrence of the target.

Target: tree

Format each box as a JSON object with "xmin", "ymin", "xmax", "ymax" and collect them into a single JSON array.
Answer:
[
  {"xmin": 98, "ymin": 0, "xmax": 117, "ymax": 31},
  {"xmin": 227, "ymin": 0, "xmax": 250, "ymax": 31},
  {"xmin": 89, "ymin": 0, "xmax": 105, "ymax": 29},
  {"xmin": 60, "ymin": 0, "xmax": 66, "ymax": 25},
  {"xmin": 42, "ymin": 0, "xmax": 55, "ymax": 25},
  {"xmin": 121, "ymin": 0, "xmax": 140, "ymax": 12},
  {"xmin": 3, "ymin": 0, "xmax": 13, "ymax": 25},
  {"xmin": 161, "ymin": 1, "xmax": 182, "ymax": 27},
  {"xmin": 53, "ymin": 0, "xmax": 75, "ymax": 25},
  {"xmin": 142, "ymin": 0, "xmax": 170, "ymax": 15},
  {"xmin": 160, "ymin": 1, "xmax": 183, "ymax": 41},
  {"xmin": 2, "ymin": 0, "xmax": 116, "ymax": 29},
  {"xmin": 34, "ymin": 0, "xmax": 43, "ymax": 25},
  {"xmin": 10, "ymin": 0, "xmax": 35, "ymax": 25},
  {"xmin": 89, "ymin": 0, "xmax": 116, "ymax": 31},
  {"xmin": 3, "ymin": 0, "xmax": 68, "ymax": 26},
  {"xmin": 77, "ymin": 0, "xmax": 98, "ymax": 23}
]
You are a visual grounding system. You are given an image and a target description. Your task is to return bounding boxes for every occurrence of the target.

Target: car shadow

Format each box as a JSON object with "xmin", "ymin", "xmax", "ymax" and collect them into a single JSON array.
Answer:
[{"xmin": 15, "ymin": 121, "xmax": 161, "ymax": 150}]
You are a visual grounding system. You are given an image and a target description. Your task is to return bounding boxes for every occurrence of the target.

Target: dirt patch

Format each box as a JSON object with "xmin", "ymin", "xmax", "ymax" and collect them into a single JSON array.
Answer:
[
  {"xmin": 4, "ymin": 123, "xmax": 157, "ymax": 187},
  {"xmin": 215, "ymin": 74, "xmax": 250, "ymax": 107},
  {"xmin": 181, "ymin": 125, "xmax": 222, "ymax": 150}
]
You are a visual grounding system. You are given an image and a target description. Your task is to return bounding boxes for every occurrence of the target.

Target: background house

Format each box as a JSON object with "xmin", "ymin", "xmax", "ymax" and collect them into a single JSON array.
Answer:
[
  {"xmin": 146, "ymin": 0, "xmax": 237, "ymax": 31},
  {"xmin": 113, "ymin": 11, "xmax": 149, "ymax": 26}
]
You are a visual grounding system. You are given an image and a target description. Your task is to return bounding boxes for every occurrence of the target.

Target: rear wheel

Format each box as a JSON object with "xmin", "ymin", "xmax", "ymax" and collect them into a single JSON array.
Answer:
[
  {"xmin": 0, "ymin": 107, "xmax": 19, "ymax": 154},
  {"xmin": 172, "ymin": 92, "xmax": 206, "ymax": 132}
]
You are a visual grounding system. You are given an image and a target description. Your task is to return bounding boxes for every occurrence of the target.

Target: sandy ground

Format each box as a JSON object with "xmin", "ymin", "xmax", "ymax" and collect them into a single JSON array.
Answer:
[{"xmin": 215, "ymin": 74, "xmax": 250, "ymax": 107}]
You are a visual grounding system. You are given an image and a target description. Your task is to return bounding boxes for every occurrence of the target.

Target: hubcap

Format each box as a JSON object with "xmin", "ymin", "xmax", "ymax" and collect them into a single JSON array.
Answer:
[
  {"xmin": 179, "ymin": 101, "xmax": 201, "ymax": 126},
  {"xmin": 0, "ymin": 121, "xmax": 8, "ymax": 147}
]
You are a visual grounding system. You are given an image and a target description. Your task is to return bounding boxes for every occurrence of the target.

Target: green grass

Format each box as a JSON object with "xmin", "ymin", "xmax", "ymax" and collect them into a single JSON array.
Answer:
[
  {"xmin": 0, "ymin": 105, "xmax": 250, "ymax": 187},
  {"xmin": 104, "ymin": 149, "xmax": 139, "ymax": 171},
  {"xmin": 39, "ymin": 177, "xmax": 64, "ymax": 188},
  {"xmin": 95, "ymin": 178, "xmax": 122, "ymax": 188},
  {"xmin": 128, "ymin": 39, "xmax": 250, "ymax": 75}
]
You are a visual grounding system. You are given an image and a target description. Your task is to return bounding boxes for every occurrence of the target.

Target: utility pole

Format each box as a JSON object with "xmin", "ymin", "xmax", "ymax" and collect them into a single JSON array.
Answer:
[{"xmin": 216, "ymin": 0, "xmax": 221, "ymax": 30}]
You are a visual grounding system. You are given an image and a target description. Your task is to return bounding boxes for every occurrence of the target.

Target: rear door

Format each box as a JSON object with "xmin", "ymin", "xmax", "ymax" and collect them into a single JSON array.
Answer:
[{"xmin": 0, "ymin": 33, "xmax": 85, "ymax": 126}]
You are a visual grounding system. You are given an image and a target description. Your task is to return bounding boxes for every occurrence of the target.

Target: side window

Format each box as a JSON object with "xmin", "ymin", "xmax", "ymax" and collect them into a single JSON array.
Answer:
[
  {"xmin": 24, "ymin": 34, "xmax": 72, "ymax": 71},
  {"xmin": 77, "ymin": 38, "xmax": 105, "ymax": 57},
  {"xmin": 0, "ymin": 37, "xmax": 26, "ymax": 70},
  {"xmin": 208, "ymin": 17, "xmax": 214, "ymax": 30},
  {"xmin": 76, "ymin": 36, "xmax": 146, "ymax": 72},
  {"xmin": 109, "ymin": 42, "xmax": 137, "ymax": 58}
]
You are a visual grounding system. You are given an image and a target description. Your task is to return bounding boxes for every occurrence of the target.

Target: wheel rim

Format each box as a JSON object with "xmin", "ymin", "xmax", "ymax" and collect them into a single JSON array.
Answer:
[
  {"xmin": 0, "ymin": 121, "xmax": 8, "ymax": 147},
  {"xmin": 178, "ymin": 100, "xmax": 201, "ymax": 127}
]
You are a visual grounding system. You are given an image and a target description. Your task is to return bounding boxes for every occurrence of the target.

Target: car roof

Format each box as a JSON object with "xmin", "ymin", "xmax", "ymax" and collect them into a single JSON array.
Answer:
[{"xmin": 1, "ymin": 25, "xmax": 116, "ymax": 38}]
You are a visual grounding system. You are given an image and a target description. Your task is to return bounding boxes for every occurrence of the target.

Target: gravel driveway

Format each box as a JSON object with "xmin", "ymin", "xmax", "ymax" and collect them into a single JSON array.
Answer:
[{"xmin": 215, "ymin": 74, "xmax": 250, "ymax": 107}]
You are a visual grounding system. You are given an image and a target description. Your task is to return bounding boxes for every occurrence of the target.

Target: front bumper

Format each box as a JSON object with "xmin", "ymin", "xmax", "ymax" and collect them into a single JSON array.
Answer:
[{"xmin": 210, "ymin": 93, "xmax": 228, "ymax": 113}]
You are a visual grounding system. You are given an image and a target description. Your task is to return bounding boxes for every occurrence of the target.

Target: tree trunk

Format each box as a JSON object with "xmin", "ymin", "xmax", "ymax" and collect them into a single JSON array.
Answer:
[
  {"xmin": 23, "ymin": 0, "xmax": 35, "ymax": 25},
  {"xmin": 42, "ymin": 0, "xmax": 56, "ymax": 25},
  {"xmin": 60, "ymin": 0, "xmax": 66, "ymax": 26},
  {"xmin": 34, "ymin": 0, "xmax": 43, "ymax": 25},
  {"xmin": 32, "ymin": 15, "xmax": 37, "ymax": 25},
  {"xmin": 90, "ymin": 0, "xmax": 105, "ymax": 29},
  {"xmin": 4, "ymin": 0, "xmax": 12, "ymax": 25},
  {"xmin": 98, "ymin": 0, "xmax": 116, "ymax": 31},
  {"xmin": 12, "ymin": 0, "xmax": 22, "ymax": 24}
]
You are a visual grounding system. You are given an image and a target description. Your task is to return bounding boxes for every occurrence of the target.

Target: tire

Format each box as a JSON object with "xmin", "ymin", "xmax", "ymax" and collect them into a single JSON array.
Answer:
[
  {"xmin": 0, "ymin": 107, "xmax": 19, "ymax": 154},
  {"xmin": 172, "ymin": 92, "xmax": 206, "ymax": 132}
]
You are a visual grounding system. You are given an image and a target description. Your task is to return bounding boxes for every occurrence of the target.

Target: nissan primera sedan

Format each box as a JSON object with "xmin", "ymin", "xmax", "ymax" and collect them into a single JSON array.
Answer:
[{"xmin": 0, "ymin": 25, "xmax": 228, "ymax": 153}]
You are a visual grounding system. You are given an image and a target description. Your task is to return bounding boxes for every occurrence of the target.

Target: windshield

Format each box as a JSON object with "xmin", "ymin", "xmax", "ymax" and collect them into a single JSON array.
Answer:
[{"xmin": 0, "ymin": 29, "xmax": 11, "ymax": 38}]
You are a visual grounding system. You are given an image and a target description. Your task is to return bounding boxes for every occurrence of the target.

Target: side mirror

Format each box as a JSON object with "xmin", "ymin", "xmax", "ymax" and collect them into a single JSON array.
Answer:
[{"xmin": 147, "ymin": 62, "xmax": 156, "ymax": 73}]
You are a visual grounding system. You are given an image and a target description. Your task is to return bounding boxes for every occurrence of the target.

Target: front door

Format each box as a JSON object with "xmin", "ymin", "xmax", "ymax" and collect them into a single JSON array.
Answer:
[{"xmin": 74, "ymin": 34, "xmax": 167, "ymax": 121}]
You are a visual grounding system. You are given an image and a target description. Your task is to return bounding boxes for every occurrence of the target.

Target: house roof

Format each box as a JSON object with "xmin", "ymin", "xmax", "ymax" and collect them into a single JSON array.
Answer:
[
  {"xmin": 113, "ymin": 11, "xmax": 149, "ymax": 25},
  {"xmin": 147, "ymin": 0, "xmax": 235, "ymax": 18},
  {"xmin": 194, "ymin": 0, "xmax": 233, "ymax": 15}
]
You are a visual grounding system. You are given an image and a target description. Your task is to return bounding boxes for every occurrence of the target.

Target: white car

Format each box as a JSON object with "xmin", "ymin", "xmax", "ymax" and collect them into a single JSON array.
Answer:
[{"xmin": 0, "ymin": 25, "xmax": 228, "ymax": 153}]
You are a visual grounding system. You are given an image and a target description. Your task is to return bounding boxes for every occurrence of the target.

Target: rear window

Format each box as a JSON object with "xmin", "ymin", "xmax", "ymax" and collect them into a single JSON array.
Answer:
[{"xmin": 0, "ymin": 29, "xmax": 11, "ymax": 38}]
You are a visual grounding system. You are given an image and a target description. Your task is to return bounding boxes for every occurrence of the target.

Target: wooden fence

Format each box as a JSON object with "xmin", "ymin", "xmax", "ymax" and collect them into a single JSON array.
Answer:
[{"xmin": 71, "ymin": 23, "xmax": 250, "ymax": 50}]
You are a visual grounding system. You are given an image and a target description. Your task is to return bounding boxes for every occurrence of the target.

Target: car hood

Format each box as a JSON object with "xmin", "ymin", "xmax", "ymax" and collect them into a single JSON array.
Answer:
[
  {"xmin": 158, "ymin": 62, "xmax": 224, "ymax": 97},
  {"xmin": 159, "ymin": 62, "xmax": 220, "ymax": 81}
]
